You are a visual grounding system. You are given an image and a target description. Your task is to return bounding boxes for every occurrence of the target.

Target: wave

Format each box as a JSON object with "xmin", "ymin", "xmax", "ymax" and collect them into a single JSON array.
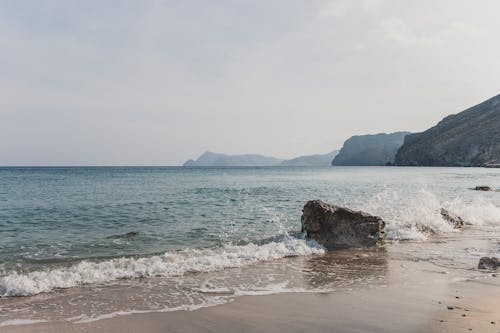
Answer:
[
  {"xmin": 0, "ymin": 236, "xmax": 324, "ymax": 297},
  {"xmin": 364, "ymin": 188, "xmax": 500, "ymax": 241}
]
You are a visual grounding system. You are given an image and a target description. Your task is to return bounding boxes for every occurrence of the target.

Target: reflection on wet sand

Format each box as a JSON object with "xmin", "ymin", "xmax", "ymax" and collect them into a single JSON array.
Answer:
[
  {"xmin": 303, "ymin": 248, "xmax": 388, "ymax": 288},
  {"xmin": 0, "ymin": 249, "xmax": 391, "ymax": 324}
]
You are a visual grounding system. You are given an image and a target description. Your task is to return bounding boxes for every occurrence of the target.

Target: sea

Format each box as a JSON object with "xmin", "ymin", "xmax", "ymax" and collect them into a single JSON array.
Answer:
[{"xmin": 0, "ymin": 166, "xmax": 499, "ymax": 326}]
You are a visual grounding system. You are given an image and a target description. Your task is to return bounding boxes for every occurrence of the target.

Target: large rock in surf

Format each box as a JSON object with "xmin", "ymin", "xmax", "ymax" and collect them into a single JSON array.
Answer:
[
  {"xmin": 478, "ymin": 257, "xmax": 500, "ymax": 270},
  {"xmin": 301, "ymin": 200, "xmax": 386, "ymax": 250},
  {"xmin": 440, "ymin": 208, "xmax": 465, "ymax": 228}
]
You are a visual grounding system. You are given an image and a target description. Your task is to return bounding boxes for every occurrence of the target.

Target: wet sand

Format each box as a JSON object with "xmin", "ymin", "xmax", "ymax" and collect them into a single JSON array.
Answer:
[{"xmin": 3, "ymin": 271, "xmax": 499, "ymax": 333}]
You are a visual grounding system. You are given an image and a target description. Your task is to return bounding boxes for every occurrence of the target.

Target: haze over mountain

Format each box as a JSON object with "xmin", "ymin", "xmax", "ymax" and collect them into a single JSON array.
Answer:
[
  {"xmin": 395, "ymin": 93, "xmax": 500, "ymax": 167},
  {"xmin": 332, "ymin": 132, "xmax": 410, "ymax": 166},
  {"xmin": 183, "ymin": 152, "xmax": 283, "ymax": 167},
  {"xmin": 183, "ymin": 150, "xmax": 339, "ymax": 167}
]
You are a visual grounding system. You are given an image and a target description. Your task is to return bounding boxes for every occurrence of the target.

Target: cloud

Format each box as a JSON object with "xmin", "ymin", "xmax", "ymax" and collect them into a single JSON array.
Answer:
[
  {"xmin": 0, "ymin": 1, "xmax": 499, "ymax": 165},
  {"xmin": 318, "ymin": 0, "xmax": 383, "ymax": 18}
]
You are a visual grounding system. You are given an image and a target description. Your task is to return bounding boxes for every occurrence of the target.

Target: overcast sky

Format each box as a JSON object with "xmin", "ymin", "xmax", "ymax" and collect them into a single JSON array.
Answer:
[{"xmin": 1, "ymin": 0, "xmax": 499, "ymax": 166}]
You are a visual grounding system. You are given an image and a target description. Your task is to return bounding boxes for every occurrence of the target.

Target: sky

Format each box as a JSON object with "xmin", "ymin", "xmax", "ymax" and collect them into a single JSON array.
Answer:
[{"xmin": 1, "ymin": 0, "xmax": 499, "ymax": 166}]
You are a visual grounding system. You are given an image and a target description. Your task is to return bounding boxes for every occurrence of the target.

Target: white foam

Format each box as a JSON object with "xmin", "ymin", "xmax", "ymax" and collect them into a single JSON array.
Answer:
[
  {"xmin": 73, "ymin": 284, "xmax": 325, "ymax": 324},
  {"xmin": 73, "ymin": 298, "xmax": 228, "ymax": 323},
  {"xmin": 364, "ymin": 188, "xmax": 500, "ymax": 241},
  {"xmin": 0, "ymin": 319, "xmax": 47, "ymax": 327},
  {"xmin": 0, "ymin": 237, "xmax": 324, "ymax": 297},
  {"xmin": 233, "ymin": 282, "xmax": 311, "ymax": 296},
  {"xmin": 447, "ymin": 197, "xmax": 500, "ymax": 226}
]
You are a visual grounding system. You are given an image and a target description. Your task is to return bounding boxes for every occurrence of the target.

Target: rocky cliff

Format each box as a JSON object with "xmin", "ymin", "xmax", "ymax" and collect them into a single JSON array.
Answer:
[
  {"xmin": 332, "ymin": 132, "xmax": 410, "ymax": 166},
  {"xmin": 395, "ymin": 94, "xmax": 500, "ymax": 166}
]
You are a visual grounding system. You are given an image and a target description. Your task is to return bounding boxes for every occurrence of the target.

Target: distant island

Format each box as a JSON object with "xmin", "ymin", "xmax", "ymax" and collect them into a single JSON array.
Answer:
[
  {"xmin": 183, "ymin": 151, "xmax": 284, "ymax": 167},
  {"xmin": 280, "ymin": 150, "xmax": 339, "ymax": 166},
  {"xmin": 332, "ymin": 132, "xmax": 410, "ymax": 166},
  {"xmin": 183, "ymin": 150, "xmax": 339, "ymax": 167},
  {"xmin": 395, "ymin": 93, "xmax": 500, "ymax": 167}
]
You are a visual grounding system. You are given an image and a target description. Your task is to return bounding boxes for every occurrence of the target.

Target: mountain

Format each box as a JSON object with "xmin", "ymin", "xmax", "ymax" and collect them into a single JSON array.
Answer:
[
  {"xmin": 182, "ymin": 151, "xmax": 284, "ymax": 167},
  {"xmin": 395, "ymin": 94, "xmax": 500, "ymax": 167},
  {"xmin": 280, "ymin": 150, "xmax": 339, "ymax": 166},
  {"xmin": 332, "ymin": 132, "xmax": 410, "ymax": 166}
]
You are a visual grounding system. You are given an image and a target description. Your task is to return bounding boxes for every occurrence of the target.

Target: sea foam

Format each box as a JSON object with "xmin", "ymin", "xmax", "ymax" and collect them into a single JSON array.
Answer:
[
  {"xmin": 0, "ymin": 236, "xmax": 324, "ymax": 297},
  {"xmin": 364, "ymin": 188, "xmax": 500, "ymax": 241}
]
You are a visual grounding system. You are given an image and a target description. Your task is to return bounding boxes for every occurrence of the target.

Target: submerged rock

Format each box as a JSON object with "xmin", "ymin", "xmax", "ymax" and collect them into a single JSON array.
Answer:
[
  {"xmin": 473, "ymin": 186, "xmax": 492, "ymax": 191},
  {"xmin": 301, "ymin": 200, "xmax": 386, "ymax": 250},
  {"xmin": 440, "ymin": 208, "xmax": 465, "ymax": 228},
  {"xmin": 478, "ymin": 257, "xmax": 500, "ymax": 270},
  {"xmin": 106, "ymin": 231, "xmax": 139, "ymax": 239}
]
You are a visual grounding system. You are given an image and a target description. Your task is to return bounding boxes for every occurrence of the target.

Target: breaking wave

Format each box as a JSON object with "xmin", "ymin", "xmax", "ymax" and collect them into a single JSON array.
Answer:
[
  {"xmin": 0, "ymin": 236, "xmax": 324, "ymax": 297},
  {"xmin": 364, "ymin": 188, "xmax": 500, "ymax": 241}
]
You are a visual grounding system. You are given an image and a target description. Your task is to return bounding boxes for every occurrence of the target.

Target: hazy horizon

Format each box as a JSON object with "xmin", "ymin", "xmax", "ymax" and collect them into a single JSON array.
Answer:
[{"xmin": 1, "ymin": 1, "xmax": 499, "ymax": 166}]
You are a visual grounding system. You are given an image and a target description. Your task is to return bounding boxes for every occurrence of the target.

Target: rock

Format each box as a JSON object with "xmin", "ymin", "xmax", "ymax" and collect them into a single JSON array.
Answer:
[
  {"xmin": 106, "ymin": 231, "xmax": 139, "ymax": 239},
  {"xmin": 395, "ymin": 93, "xmax": 500, "ymax": 167},
  {"xmin": 473, "ymin": 186, "xmax": 493, "ymax": 191},
  {"xmin": 440, "ymin": 208, "xmax": 465, "ymax": 228},
  {"xmin": 478, "ymin": 257, "xmax": 500, "ymax": 270},
  {"xmin": 301, "ymin": 200, "xmax": 386, "ymax": 250}
]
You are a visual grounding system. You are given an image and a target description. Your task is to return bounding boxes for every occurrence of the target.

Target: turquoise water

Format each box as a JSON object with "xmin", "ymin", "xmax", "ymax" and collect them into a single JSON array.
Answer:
[{"xmin": 0, "ymin": 166, "xmax": 499, "ymax": 298}]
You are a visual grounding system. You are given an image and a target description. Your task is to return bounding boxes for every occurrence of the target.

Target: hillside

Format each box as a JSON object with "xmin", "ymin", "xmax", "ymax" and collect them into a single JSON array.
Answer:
[
  {"xmin": 395, "ymin": 94, "xmax": 500, "ymax": 166},
  {"xmin": 332, "ymin": 132, "xmax": 410, "ymax": 166}
]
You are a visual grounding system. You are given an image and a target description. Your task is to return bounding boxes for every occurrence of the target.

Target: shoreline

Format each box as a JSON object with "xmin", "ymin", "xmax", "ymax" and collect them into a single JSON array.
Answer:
[
  {"xmin": 3, "ymin": 276, "xmax": 500, "ymax": 333},
  {"xmin": 2, "ymin": 230, "xmax": 500, "ymax": 333},
  {"xmin": 1, "ymin": 225, "xmax": 499, "ymax": 332}
]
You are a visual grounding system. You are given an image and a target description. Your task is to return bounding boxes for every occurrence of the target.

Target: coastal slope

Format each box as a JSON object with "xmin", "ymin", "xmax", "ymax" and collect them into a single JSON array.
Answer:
[
  {"xmin": 395, "ymin": 94, "xmax": 500, "ymax": 166},
  {"xmin": 332, "ymin": 132, "xmax": 410, "ymax": 166}
]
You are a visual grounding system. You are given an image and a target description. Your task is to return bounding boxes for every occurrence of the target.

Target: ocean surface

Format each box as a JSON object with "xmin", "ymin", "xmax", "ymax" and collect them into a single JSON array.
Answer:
[{"xmin": 0, "ymin": 166, "xmax": 499, "ymax": 325}]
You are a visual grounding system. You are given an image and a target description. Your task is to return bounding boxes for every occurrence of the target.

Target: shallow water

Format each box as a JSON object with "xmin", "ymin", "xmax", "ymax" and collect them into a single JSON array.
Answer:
[{"xmin": 0, "ymin": 166, "xmax": 499, "ymax": 325}]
